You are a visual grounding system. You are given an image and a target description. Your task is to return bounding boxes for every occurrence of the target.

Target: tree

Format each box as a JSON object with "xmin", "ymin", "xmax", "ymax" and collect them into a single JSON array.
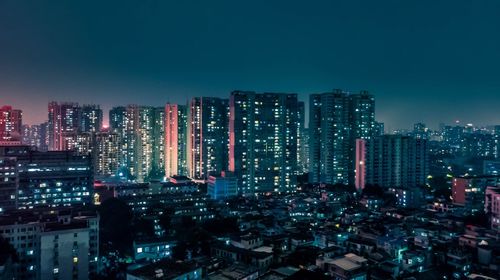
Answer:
[{"xmin": 98, "ymin": 198, "xmax": 134, "ymax": 256}]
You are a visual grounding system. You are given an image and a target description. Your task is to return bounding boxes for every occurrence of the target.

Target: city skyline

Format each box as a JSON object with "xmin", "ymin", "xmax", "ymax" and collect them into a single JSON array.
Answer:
[{"xmin": 1, "ymin": 1, "xmax": 500, "ymax": 129}]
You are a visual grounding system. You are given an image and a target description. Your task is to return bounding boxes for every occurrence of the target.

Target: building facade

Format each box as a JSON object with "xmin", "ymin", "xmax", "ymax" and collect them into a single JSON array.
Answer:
[
  {"xmin": 229, "ymin": 91, "xmax": 298, "ymax": 194},
  {"xmin": 187, "ymin": 97, "xmax": 228, "ymax": 180},
  {"xmin": 0, "ymin": 145, "xmax": 93, "ymax": 209},
  {"xmin": 309, "ymin": 90, "xmax": 375, "ymax": 185},
  {"xmin": 0, "ymin": 106, "xmax": 22, "ymax": 142},
  {"xmin": 48, "ymin": 102, "xmax": 81, "ymax": 151},
  {"xmin": 355, "ymin": 135, "xmax": 429, "ymax": 190}
]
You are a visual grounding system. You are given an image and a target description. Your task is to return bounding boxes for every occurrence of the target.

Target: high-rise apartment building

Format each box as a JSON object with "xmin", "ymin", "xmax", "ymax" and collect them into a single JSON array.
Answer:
[
  {"xmin": 355, "ymin": 135, "xmax": 429, "ymax": 190},
  {"xmin": 229, "ymin": 91, "xmax": 298, "ymax": 194},
  {"xmin": 165, "ymin": 103, "xmax": 188, "ymax": 177},
  {"xmin": 297, "ymin": 101, "xmax": 307, "ymax": 174},
  {"xmin": 188, "ymin": 97, "xmax": 229, "ymax": 180},
  {"xmin": 109, "ymin": 105, "xmax": 165, "ymax": 181},
  {"xmin": 48, "ymin": 102, "xmax": 81, "ymax": 151},
  {"xmin": 21, "ymin": 123, "xmax": 49, "ymax": 151},
  {"xmin": 80, "ymin": 104, "xmax": 103, "ymax": 133},
  {"xmin": 152, "ymin": 107, "xmax": 166, "ymax": 178},
  {"xmin": 0, "ymin": 106, "xmax": 22, "ymax": 142},
  {"xmin": 94, "ymin": 132, "xmax": 120, "ymax": 176},
  {"xmin": 309, "ymin": 90, "xmax": 375, "ymax": 185}
]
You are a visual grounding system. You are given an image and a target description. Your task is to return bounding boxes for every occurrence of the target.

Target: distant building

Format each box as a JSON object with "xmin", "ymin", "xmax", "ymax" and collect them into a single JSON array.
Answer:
[
  {"xmin": 80, "ymin": 104, "xmax": 103, "ymax": 133},
  {"xmin": 0, "ymin": 145, "xmax": 93, "ymax": 209},
  {"xmin": 297, "ymin": 101, "xmax": 307, "ymax": 174},
  {"xmin": 133, "ymin": 238, "xmax": 174, "ymax": 262},
  {"xmin": 0, "ymin": 157, "xmax": 18, "ymax": 212},
  {"xmin": 207, "ymin": 171, "xmax": 238, "ymax": 200},
  {"xmin": 388, "ymin": 186, "xmax": 424, "ymax": 209},
  {"xmin": 355, "ymin": 135, "xmax": 428, "ymax": 190},
  {"xmin": 48, "ymin": 102, "xmax": 80, "ymax": 151},
  {"xmin": 109, "ymin": 105, "xmax": 165, "ymax": 182},
  {"xmin": 452, "ymin": 175, "xmax": 500, "ymax": 214},
  {"xmin": 94, "ymin": 132, "xmax": 120, "ymax": 176},
  {"xmin": 165, "ymin": 103, "xmax": 188, "ymax": 177},
  {"xmin": 309, "ymin": 90, "xmax": 375, "ymax": 185},
  {"xmin": 485, "ymin": 186, "xmax": 500, "ymax": 232},
  {"xmin": 229, "ymin": 91, "xmax": 298, "ymax": 194},
  {"xmin": 21, "ymin": 123, "xmax": 48, "ymax": 151},
  {"xmin": 0, "ymin": 208, "xmax": 99, "ymax": 280},
  {"xmin": 0, "ymin": 106, "xmax": 22, "ymax": 142},
  {"xmin": 413, "ymin": 123, "xmax": 429, "ymax": 140},
  {"xmin": 483, "ymin": 160, "xmax": 500, "ymax": 175},
  {"xmin": 188, "ymin": 97, "xmax": 229, "ymax": 180}
]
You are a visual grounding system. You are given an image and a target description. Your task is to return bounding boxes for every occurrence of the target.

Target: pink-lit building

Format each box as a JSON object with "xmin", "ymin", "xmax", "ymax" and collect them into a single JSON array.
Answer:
[
  {"xmin": 485, "ymin": 186, "xmax": 500, "ymax": 232},
  {"xmin": 165, "ymin": 103, "xmax": 188, "ymax": 177},
  {"xmin": 0, "ymin": 105, "xmax": 23, "ymax": 141}
]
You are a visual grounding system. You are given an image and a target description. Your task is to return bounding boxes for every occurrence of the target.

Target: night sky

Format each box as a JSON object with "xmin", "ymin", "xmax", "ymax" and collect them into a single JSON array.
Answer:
[{"xmin": 1, "ymin": 1, "xmax": 499, "ymax": 130}]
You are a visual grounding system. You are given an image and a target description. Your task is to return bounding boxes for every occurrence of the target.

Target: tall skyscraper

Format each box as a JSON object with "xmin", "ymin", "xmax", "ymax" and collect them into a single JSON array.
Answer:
[
  {"xmin": 374, "ymin": 121, "xmax": 385, "ymax": 136},
  {"xmin": 188, "ymin": 97, "xmax": 229, "ymax": 180},
  {"xmin": 308, "ymin": 94, "xmax": 322, "ymax": 183},
  {"xmin": 80, "ymin": 104, "xmax": 103, "ymax": 133},
  {"xmin": 48, "ymin": 102, "xmax": 81, "ymax": 151},
  {"xmin": 297, "ymin": 101, "xmax": 307, "ymax": 174},
  {"xmin": 0, "ymin": 209, "xmax": 99, "ymax": 279},
  {"xmin": 22, "ymin": 123, "xmax": 48, "ymax": 151},
  {"xmin": 137, "ymin": 106, "xmax": 156, "ymax": 181},
  {"xmin": 165, "ymin": 103, "xmax": 188, "ymax": 177},
  {"xmin": 495, "ymin": 125, "xmax": 500, "ymax": 159},
  {"xmin": 0, "ymin": 105, "xmax": 22, "ymax": 142},
  {"xmin": 0, "ymin": 156, "xmax": 18, "ymax": 212},
  {"xmin": 94, "ymin": 132, "xmax": 120, "ymax": 176},
  {"xmin": 109, "ymin": 105, "xmax": 165, "ymax": 181},
  {"xmin": 309, "ymin": 90, "xmax": 350, "ymax": 184},
  {"xmin": 229, "ymin": 91, "xmax": 298, "ymax": 194},
  {"xmin": 355, "ymin": 135, "xmax": 429, "ymax": 190},
  {"xmin": 308, "ymin": 90, "xmax": 375, "ymax": 185},
  {"xmin": 109, "ymin": 106, "xmax": 127, "ymax": 169},
  {"xmin": 348, "ymin": 91, "xmax": 376, "ymax": 184},
  {"xmin": 152, "ymin": 107, "xmax": 166, "ymax": 178}
]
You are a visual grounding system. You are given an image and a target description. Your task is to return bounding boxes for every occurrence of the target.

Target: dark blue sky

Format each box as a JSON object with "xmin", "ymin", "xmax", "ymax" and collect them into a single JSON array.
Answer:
[{"xmin": 1, "ymin": 0, "xmax": 499, "ymax": 130}]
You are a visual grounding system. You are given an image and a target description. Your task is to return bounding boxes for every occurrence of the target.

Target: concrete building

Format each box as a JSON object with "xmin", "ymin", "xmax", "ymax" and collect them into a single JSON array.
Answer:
[
  {"xmin": 309, "ymin": 90, "xmax": 375, "ymax": 185},
  {"xmin": 188, "ymin": 97, "xmax": 229, "ymax": 180},
  {"xmin": 207, "ymin": 171, "xmax": 238, "ymax": 200},
  {"xmin": 452, "ymin": 175, "xmax": 500, "ymax": 214},
  {"xmin": 355, "ymin": 135, "xmax": 428, "ymax": 190},
  {"xmin": 94, "ymin": 132, "xmax": 120, "ymax": 176},
  {"xmin": 0, "ymin": 208, "xmax": 99, "ymax": 280},
  {"xmin": 80, "ymin": 104, "xmax": 103, "ymax": 133},
  {"xmin": 109, "ymin": 105, "xmax": 165, "ymax": 182},
  {"xmin": 48, "ymin": 102, "xmax": 80, "ymax": 151},
  {"xmin": 229, "ymin": 91, "xmax": 298, "ymax": 194},
  {"xmin": 0, "ymin": 145, "xmax": 93, "ymax": 209},
  {"xmin": 0, "ymin": 157, "xmax": 18, "ymax": 212},
  {"xmin": 0, "ymin": 106, "xmax": 22, "ymax": 142},
  {"xmin": 165, "ymin": 103, "xmax": 188, "ymax": 177}
]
